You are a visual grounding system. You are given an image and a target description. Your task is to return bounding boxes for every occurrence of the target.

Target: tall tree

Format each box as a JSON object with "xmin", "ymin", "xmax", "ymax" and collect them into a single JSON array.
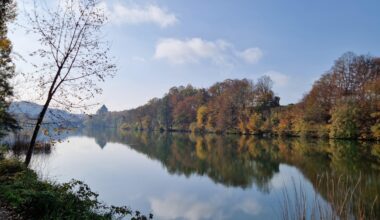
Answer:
[
  {"xmin": 0, "ymin": 0, "xmax": 18, "ymax": 137},
  {"xmin": 24, "ymin": 0, "xmax": 116, "ymax": 166}
]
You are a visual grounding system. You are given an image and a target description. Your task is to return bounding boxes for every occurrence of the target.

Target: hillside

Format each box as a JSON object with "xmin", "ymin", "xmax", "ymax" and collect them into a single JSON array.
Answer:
[
  {"xmin": 9, "ymin": 101, "xmax": 85, "ymax": 126},
  {"xmin": 86, "ymin": 52, "xmax": 380, "ymax": 140}
]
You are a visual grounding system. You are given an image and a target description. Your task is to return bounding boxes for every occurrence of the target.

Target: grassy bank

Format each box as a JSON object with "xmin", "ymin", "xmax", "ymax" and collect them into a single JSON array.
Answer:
[{"xmin": 0, "ymin": 159, "xmax": 150, "ymax": 220}]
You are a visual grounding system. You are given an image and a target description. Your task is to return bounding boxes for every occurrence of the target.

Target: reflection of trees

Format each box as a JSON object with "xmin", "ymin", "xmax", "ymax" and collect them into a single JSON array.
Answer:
[
  {"xmin": 82, "ymin": 128, "xmax": 281, "ymax": 190},
  {"xmin": 81, "ymin": 128, "xmax": 380, "ymax": 215},
  {"xmin": 274, "ymin": 138, "xmax": 380, "ymax": 217},
  {"xmin": 124, "ymin": 132, "xmax": 281, "ymax": 190},
  {"xmin": 82, "ymin": 127, "xmax": 120, "ymax": 149}
]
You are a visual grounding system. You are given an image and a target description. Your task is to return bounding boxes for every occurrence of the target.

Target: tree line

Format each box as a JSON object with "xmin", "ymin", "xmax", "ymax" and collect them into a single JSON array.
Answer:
[
  {"xmin": 87, "ymin": 52, "xmax": 380, "ymax": 140},
  {"xmin": 86, "ymin": 76, "xmax": 280, "ymax": 133}
]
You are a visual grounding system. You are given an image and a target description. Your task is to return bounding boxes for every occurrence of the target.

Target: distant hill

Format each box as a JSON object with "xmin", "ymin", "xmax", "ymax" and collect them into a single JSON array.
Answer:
[{"xmin": 9, "ymin": 101, "xmax": 85, "ymax": 125}]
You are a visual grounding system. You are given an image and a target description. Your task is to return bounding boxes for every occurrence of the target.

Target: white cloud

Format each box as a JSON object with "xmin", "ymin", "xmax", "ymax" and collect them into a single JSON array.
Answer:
[
  {"xmin": 154, "ymin": 37, "xmax": 262, "ymax": 65},
  {"xmin": 238, "ymin": 48, "xmax": 263, "ymax": 64},
  {"xmin": 150, "ymin": 193, "xmax": 221, "ymax": 220},
  {"xmin": 99, "ymin": 2, "xmax": 178, "ymax": 28},
  {"xmin": 154, "ymin": 38, "xmax": 228, "ymax": 64},
  {"xmin": 235, "ymin": 199, "xmax": 262, "ymax": 216},
  {"xmin": 149, "ymin": 192, "xmax": 263, "ymax": 220},
  {"xmin": 263, "ymin": 71, "xmax": 289, "ymax": 87}
]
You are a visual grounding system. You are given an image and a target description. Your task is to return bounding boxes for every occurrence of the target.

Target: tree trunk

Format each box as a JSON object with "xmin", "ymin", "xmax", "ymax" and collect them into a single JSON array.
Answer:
[{"xmin": 24, "ymin": 97, "xmax": 52, "ymax": 166}]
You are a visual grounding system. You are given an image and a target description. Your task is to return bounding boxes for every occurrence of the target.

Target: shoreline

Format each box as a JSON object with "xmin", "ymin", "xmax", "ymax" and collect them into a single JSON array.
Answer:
[{"xmin": 120, "ymin": 127, "xmax": 380, "ymax": 142}]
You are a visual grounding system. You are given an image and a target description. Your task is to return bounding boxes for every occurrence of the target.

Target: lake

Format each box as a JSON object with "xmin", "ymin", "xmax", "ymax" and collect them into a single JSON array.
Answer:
[{"xmin": 29, "ymin": 127, "xmax": 380, "ymax": 220}]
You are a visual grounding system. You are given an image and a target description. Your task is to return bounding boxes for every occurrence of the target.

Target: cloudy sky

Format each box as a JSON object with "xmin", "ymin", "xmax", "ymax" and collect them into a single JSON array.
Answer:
[{"xmin": 11, "ymin": 0, "xmax": 380, "ymax": 111}]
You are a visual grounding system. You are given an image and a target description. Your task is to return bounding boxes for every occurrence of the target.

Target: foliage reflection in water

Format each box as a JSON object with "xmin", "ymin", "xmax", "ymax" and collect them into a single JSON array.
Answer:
[{"xmin": 29, "ymin": 128, "xmax": 380, "ymax": 220}]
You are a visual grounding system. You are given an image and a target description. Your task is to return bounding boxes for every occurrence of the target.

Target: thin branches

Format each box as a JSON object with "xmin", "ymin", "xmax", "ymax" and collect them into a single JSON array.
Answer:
[{"xmin": 23, "ymin": 0, "xmax": 116, "ymax": 166}]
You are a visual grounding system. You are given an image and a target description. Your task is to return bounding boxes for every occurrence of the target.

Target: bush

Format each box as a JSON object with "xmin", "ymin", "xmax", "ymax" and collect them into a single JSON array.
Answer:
[
  {"xmin": 292, "ymin": 119, "xmax": 314, "ymax": 138},
  {"xmin": 247, "ymin": 113, "xmax": 263, "ymax": 135},
  {"xmin": 189, "ymin": 122, "xmax": 201, "ymax": 133},
  {"xmin": 0, "ymin": 159, "xmax": 26, "ymax": 177},
  {"xmin": 329, "ymin": 101, "xmax": 360, "ymax": 139},
  {"xmin": 317, "ymin": 124, "xmax": 330, "ymax": 139},
  {"xmin": 370, "ymin": 112, "xmax": 380, "ymax": 140}
]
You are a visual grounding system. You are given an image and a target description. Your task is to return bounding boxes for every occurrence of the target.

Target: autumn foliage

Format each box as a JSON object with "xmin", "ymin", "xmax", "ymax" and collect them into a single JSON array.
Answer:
[{"xmin": 87, "ymin": 52, "xmax": 380, "ymax": 140}]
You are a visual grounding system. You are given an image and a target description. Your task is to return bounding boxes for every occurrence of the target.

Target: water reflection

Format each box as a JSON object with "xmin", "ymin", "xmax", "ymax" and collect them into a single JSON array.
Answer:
[
  {"xmin": 31, "ymin": 127, "xmax": 380, "ymax": 219},
  {"xmin": 87, "ymin": 129, "xmax": 379, "ymax": 181}
]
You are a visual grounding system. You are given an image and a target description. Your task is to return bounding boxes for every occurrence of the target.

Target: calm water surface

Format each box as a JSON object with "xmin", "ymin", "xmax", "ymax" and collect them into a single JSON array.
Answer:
[{"xmin": 29, "ymin": 128, "xmax": 380, "ymax": 220}]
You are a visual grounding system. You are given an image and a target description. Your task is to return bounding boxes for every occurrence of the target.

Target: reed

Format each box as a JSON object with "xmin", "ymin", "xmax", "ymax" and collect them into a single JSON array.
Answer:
[
  {"xmin": 10, "ymin": 133, "xmax": 51, "ymax": 156},
  {"xmin": 281, "ymin": 173, "xmax": 378, "ymax": 220}
]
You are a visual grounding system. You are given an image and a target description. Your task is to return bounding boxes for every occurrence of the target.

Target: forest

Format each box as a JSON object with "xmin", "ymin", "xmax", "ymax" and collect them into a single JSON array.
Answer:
[{"xmin": 87, "ymin": 52, "xmax": 380, "ymax": 140}]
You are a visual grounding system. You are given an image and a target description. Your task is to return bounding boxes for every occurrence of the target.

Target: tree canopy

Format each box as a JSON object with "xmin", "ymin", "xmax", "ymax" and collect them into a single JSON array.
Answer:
[{"xmin": 87, "ymin": 52, "xmax": 380, "ymax": 140}]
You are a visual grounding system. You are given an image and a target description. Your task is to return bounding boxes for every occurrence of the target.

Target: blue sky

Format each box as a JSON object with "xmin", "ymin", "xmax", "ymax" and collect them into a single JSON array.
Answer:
[{"xmin": 12, "ymin": 0, "xmax": 380, "ymax": 111}]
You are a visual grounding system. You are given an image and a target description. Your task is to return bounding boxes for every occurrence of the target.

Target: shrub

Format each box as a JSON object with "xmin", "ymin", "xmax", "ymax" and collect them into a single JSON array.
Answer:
[
  {"xmin": 247, "ymin": 113, "xmax": 263, "ymax": 135},
  {"xmin": 370, "ymin": 112, "xmax": 380, "ymax": 140},
  {"xmin": 329, "ymin": 101, "xmax": 360, "ymax": 139},
  {"xmin": 317, "ymin": 124, "xmax": 330, "ymax": 139},
  {"xmin": 189, "ymin": 122, "xmax": 201, "ymax": 133}
]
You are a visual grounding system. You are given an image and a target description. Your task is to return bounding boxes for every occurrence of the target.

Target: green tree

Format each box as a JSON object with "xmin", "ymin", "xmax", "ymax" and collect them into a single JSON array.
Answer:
[{"xmin": 0, "ymin": 0, "xmax": 18, "ymax": 137}]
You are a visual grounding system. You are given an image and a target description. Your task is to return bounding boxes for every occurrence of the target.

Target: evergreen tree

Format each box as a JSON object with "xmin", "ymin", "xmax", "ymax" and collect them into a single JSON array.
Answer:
[{"xmin": 0, "ymin": 0, "xmax": 18, "ymax": 137}]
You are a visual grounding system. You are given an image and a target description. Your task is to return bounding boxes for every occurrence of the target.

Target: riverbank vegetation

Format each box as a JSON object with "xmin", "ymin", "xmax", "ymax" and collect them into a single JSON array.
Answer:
[
  {"xmin": 281, "ymin": 174, "xmax": 378, "ymax": 220},
  {"xmin": 0, "ymin": 158, "xmax": 153, "ymax": 220},
  {"xmin": 87, "ymin": 52, "xmax": 380, "ymax": 140}
]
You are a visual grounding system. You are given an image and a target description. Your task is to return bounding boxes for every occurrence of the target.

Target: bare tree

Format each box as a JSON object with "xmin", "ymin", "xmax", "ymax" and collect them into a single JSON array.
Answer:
[{"xmin": 24, "ymin": 0, "xmax": 116, "ymax": 166}]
